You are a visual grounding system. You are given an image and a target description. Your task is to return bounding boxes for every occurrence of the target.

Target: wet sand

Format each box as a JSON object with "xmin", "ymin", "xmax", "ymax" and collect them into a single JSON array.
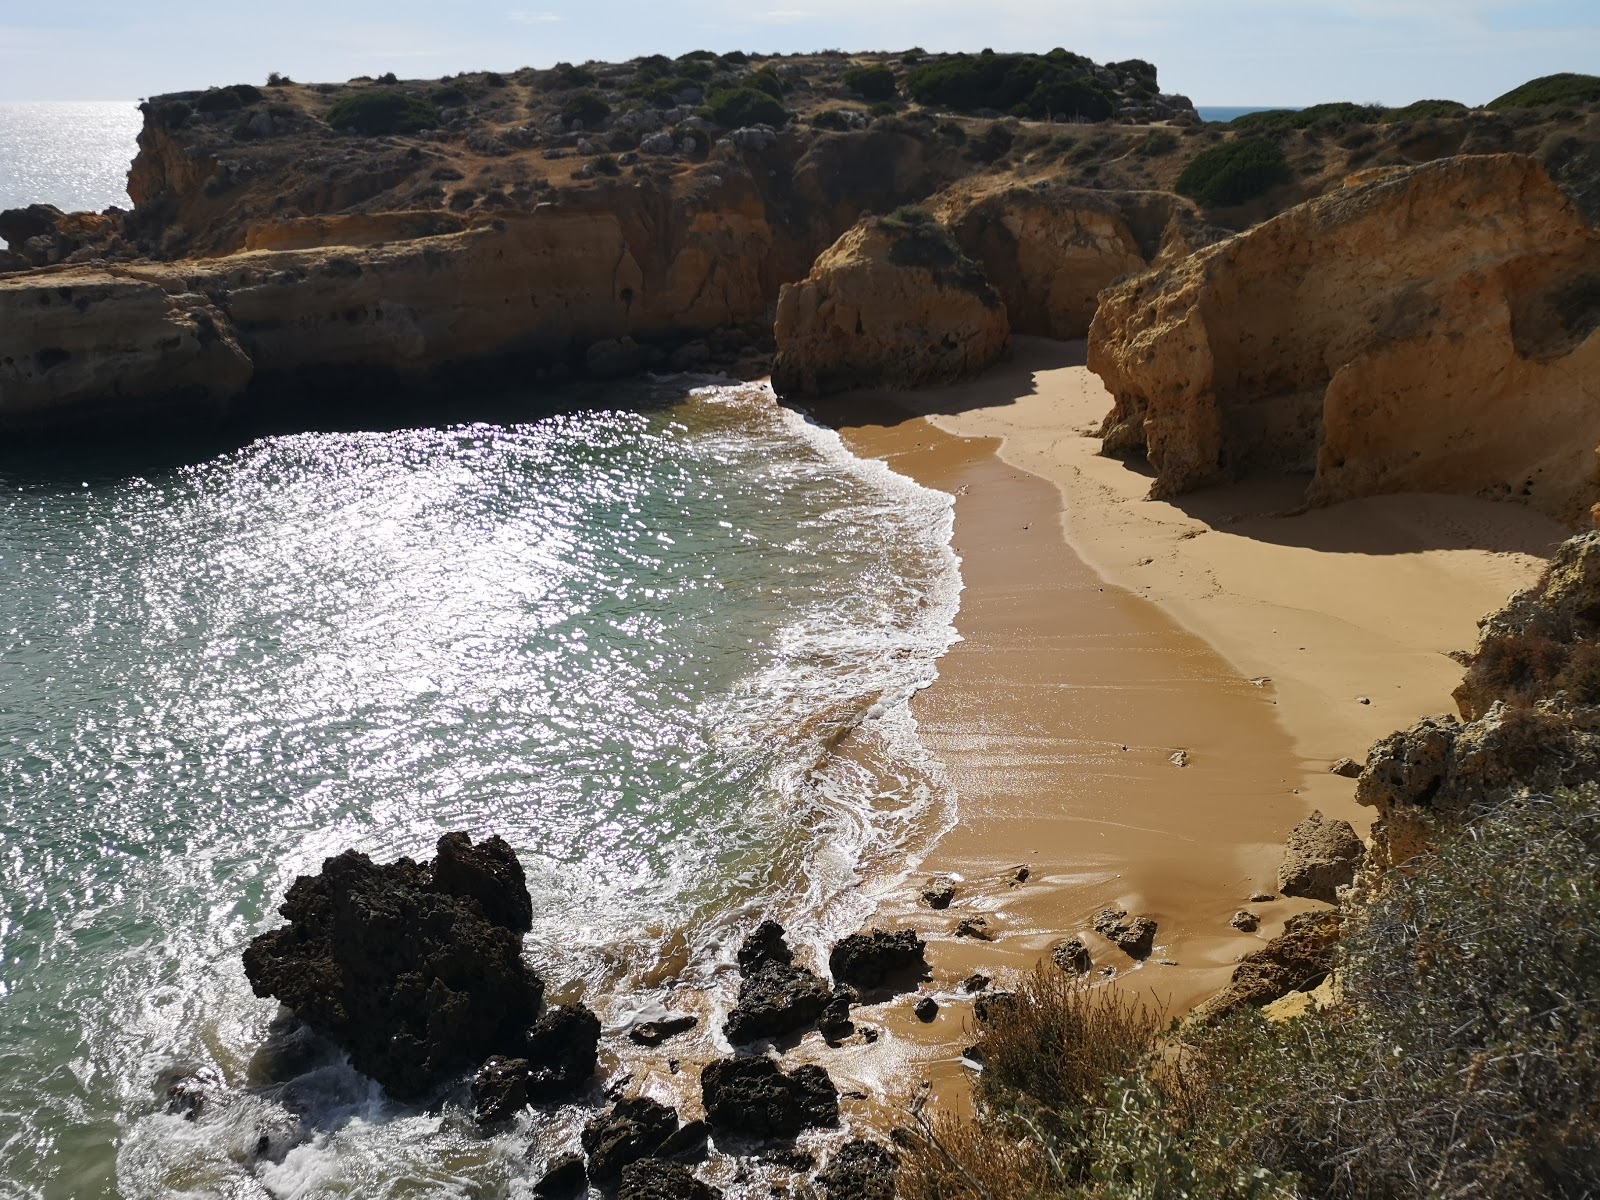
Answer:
[{"xmin": 798, "ymin": 336, "xmax": 1564, "ymax": 1116}]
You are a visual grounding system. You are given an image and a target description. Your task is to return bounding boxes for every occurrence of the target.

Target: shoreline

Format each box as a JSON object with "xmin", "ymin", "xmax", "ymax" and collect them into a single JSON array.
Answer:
[{"xmin": 804, "ymin": 335, "xmax": 1564, "ymax": 1113}]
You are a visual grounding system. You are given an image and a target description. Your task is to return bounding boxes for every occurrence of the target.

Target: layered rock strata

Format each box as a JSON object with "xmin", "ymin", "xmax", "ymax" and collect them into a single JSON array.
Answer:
[{"xmin": 1090, "ymin": 154, "xmax": 1600, "ymax": 526}]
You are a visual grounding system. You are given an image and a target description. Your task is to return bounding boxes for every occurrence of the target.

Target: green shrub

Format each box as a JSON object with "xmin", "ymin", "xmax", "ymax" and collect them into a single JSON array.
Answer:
[
  {"xmin": 901, "ymin": 46, "xmax": 926, "ymax": 65},
  {"xmin": 1232, "ymin": 101, "xmax": 1386, "ymax": 133},
  {"xmin": 677, "ymin": 58, "xmax": 714, "ymax": 82},
  {"xmin": 722, "ymin": 50, "xmax": 749, "ymax": 65},
  {"xmin": 1136, "ymin": 129, "xmax": 1179, "ymax": 156},
  {"xmin": 551, "ymin": 62, "xmax": 596, "ymax": 88},
  {"xmin": 747, "ymin": 66, "xmax": 786, "ymax": 99},
  {"xmin": 376, "ymin": 72, "xmax": 398, "ymax": 85},
  {"xmin": 1175, "ymin": 137, "xmax": 1291, "ymax": 205},
  {"xmin": 1380, "ymin": 98, "xmax": 1468, "ymax": 123},
  {"xmin": 195, "ymin": 84, "xmax": 262, "ymax": 113},
  {"xmin": 870, "ymin": 99, "xmax": 899, "ymax": 117},
  {"xmin": 632, "ymin": 54, "xmax": 673, "ymax": 79},
  {"xmin": 431, "ymin": 84, "xmax": 471, "ymax": 107},
  {"xmin": 842, "ymin": 64, "xmax": 897, "ymax": 101},
  {"xmin": 1490, "ymin": 72, "xmax": 1600, "ymax": 109},
  {"xmin": 326, "ymin": 90, "xmax": 438, "ymax": 135},
  {"xmin": 704, "ymin": 86, "xmax": 786, "ymax": 128},
  {"xmin": 561, "ymin": 91, "xmax": 611, "ymax": 127},
  {"xmin": 905, "ymin": 51, "xmax": 1114, "ymax": 120},
  {"xmin": 810, "ymin": 108, "xmax": 855, "ymax": 131},
  {"xmin": 483, "ymin": 71, "xmax": 507, "ymax": 88},
  {"xmin": 266, "ymin": 72, "xmax": 293, "ymax": 87},
  {"xmin": 592, "ymin": 154, "xmax": 621, "ymax": 176}
]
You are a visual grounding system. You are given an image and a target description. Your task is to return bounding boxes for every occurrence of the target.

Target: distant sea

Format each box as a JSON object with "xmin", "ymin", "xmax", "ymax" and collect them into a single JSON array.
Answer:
[
  {"xmin": 1195, "ymin": 106, "xmax": 1298, "ymax": 123},
  {"xmin": 0, "ymin": 100, "xmax": 143, "ymax": 212}
]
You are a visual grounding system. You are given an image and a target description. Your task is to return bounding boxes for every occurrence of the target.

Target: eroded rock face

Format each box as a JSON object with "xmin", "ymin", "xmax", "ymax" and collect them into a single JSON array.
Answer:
[
  {"xmin": 1089, "ymin": 155, "xmax": 1600, "ymax": 526},
  {"xmin": 0, "ymin": 271, "xmax": 252, "ymax": 430},
  {"xmin": 1278, "ymin": 811, "xmax": 1366, "ymax": 903},
  {"xmin": 582, "ymin": 1096, "xmax": 680, "ymax": 1181},
  {"xmin": 700, "ymin": 1057, "xmax": 839, "ymax": 1138},
  {"xmin": 241, "ymin": 834, "xmax": 542, "ymax": 1099},
  {"xmin": 1093, "ymin": 909, "xmax": 1158, "ymax": 959},
  {"xmin": 1191, "ymin": 910, "xmax": 1341, "ymax": 1023},
  {"xmin": 618, "ymin": 1158, "xmax": 722, "ymax": 1200},
  {"xmin": 772, "ymin": 214, "xmax": 1010, "ymax": 397},
  {"xmin": 828, "ymin": 928, "xmax": 928, "ymax": 990}
]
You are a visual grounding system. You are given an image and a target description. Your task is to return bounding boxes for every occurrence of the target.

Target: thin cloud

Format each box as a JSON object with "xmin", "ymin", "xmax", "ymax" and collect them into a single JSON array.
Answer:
[
  {"xmin": 758, "ymin": 9, "xmax": 817, "ymax": 23},
  {"xmin": 509, "ymin": 10, "xmax": 565, "ymax": 22}
]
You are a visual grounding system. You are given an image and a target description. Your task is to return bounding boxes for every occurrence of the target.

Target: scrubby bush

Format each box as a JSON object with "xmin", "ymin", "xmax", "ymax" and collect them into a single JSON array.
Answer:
[
  {"xmin": 1381, "ymin": 98, "xmax": 1468, "ymax": 123},
  {"xmin": 326, "ymin": 90, "xmax": 438, "ymax": 135},
  {"xmin": 677, "ymin": 58, "xmax": 714, "ymax": 82},
  {"xmin": 1490, "ymin": 72, "xmax": 1600, "ymax": 110},
  {"xmin": 561, "ymin": 91, "xmax": 611, "ymax": 127},
  {"xmin": 901, "ymin": 46, "xmax": 926, "ymax": 65},
  {"xmin": 266, "ymin": 72, "xmax": 293, "ymax": 87},
  {"xmin": 375, "ymin": 72, "xmax": 399, "ymax": 86},
  {"xmin": 1136, "ymin": 129, "xmax": 1179, "ymax": 156},
  {"xmin": 1233, "ymin": 101, "xmax": 1386, "ymax": 133},
  {"xmin": 431, "ymin": 84, "xmax": 471, "ymax": 107},
  {"xmin": 722, "ymin": 50, "xmax": 750, "ymax": 65},
  {"xmin": 195, "ymin": 84, "xmax": 263, "ymax": 113},
  {"xmin": 483, "ymin": 71, "xmax": 507, "ymax": 88},
  {"xmin": 842, "ymin": 64, "xmax": 897, "ymax": 101},
  {"xmin": 550, "ymin": 62, "xmax": 596, "ymax": 88},
  {"xmin": 905, "ymin": 50, "xmax": 1113, "ymax": 120},
  {"xmin": 592, "ymin": 153, "xmax": 621, "ymax": 176},
  {"xmin": 704, "ymin": 86, "xmax": 786, "ymax": 128},
  {"xmin": 747, "ymin": 66, "xmax": 786, "ymax": 99},
  {"xmin": 1175, "ymin": 136, "xmax": 1291, "ymax": 205},
  {"xmin": 810, "ymin": 108, "xmax": 856, "ymax": 131}
]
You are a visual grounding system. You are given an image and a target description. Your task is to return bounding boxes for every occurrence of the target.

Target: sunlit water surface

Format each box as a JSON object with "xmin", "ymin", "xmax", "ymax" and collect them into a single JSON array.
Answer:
[
  {"xmin": 0, "ymin": 381, "xmax": 959, "ymax": 1198},
  {"xmin": 0, "ymin": 101, "xmax": 142, "ymax": 213}
]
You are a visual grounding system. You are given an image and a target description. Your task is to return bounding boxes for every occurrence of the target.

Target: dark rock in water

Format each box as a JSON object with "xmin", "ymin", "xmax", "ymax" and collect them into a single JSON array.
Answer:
[
  {"xmin": 163, "ymin": 1065, "xmax": 223, "ymax": 1121},
  {"xmin": 817, "ymin": 989, "xmax": 855, "ymax": 1043},
  {"xmin": 726, "ymin": 920, "xmax": 831, "ymax": 1043},
  {"xmin": 818, "ymin": 1139, "xmax": 898, "ymax": 1200},
  {"xmin": 959, "ymin": 972, "xmax": 990, "ymax": 993},
  {"xmin": 532, "ymin": 1152, "xmax": 587, "ymax": 1197},
  {"xmin": 700, "ymin": 1056, "xmax": 839, "ymax": 1138},
  {"xmin": 1052, "ymin": 937, "xmax": 1091, "ymax": 974},
  {"xmin": 432, "ymin": 830, "xmax": 534, "ymax": 932},
  {"xmin": 582, "ymin": 1095, "xmax": 680, "ymax": 1181},
  {"xmin": 656, "ymin": 1117, "xmax": 710, "ymax": 1159},
  {"xmin": 241, "ymin": 834, "xmax": 543, "ymax": 1099},
  {"xmin": 1231, "ymin": 910, "xmax": 1260, "ymax": 933},
  {"xmin": 913, "ymin": 997, "xmax": 938, "ymax": 1022},
  {"xmin": 618, "ymin": 1158, "xmax": 722, "ymax": 1200},
  {"xmin": 526, "ymin": 1003, "xmax": 601, "ymax": 1100},
  {"xmin": 761, "ymin": 1147, "xmax": 817, "ymax": 1171},
  {"xmin": 953, "ymin": 916, "xmax": 993, "ymax": 941},
  {"xmin": 726, "ymin": 960, "xmax": 831, "ymax": 1043},
  {"xmin": 828, "ymin": 928, "xmax": 927, "ymax": 990},
  {"xmin": 972, "ymin": 991, "xmax": 1018, "ymax": 1023},
  {"xmin": 1093, "ymin": 909, "xmax": 1158, "ymax": 960},
  {"xmin": 737, "ymin": 919, "xmax": 794, "ymax": 973},
  {"xmin": 920, "ymin": 879, "xmax": 955, "ymax": 909},
  {"xmin": 630, "ymin": 1014, "xmax": 698, "ymax": 1046},
  {"xmin": 473, "ymin": 1055, "xmax": 530, "ymax": 1124}
]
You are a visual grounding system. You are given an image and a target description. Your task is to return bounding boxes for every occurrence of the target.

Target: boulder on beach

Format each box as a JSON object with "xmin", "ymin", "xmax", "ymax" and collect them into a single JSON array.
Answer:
[
  {"xmin": 828, "ymin": 927, "xmax": 928, "ymax": 990},
  {"xmin": 1093, "ymin": 909, "xmax": 1158, "ymax": 960},
  {"xmin": 1278, "ymin": 811, "xmax": 1365, "ymax": 903},
  {"xmin": 1191, "ymin": 910, "xmax": 1341, "ymax": 1023},
  {"xmin": 700, "ymin": 1056, "xmax": 840, "ymax": 1138},
  {"xmin": 241, "ymin": 833, "xmax": 543, "ymax": 1099},
  {"xmin": 725, "ymin": 921, "xmax": 831, "ymax": 1044}
]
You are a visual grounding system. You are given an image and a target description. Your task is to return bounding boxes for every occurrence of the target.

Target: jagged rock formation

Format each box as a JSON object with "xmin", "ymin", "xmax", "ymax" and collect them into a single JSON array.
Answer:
[
  {"xmin": 816, "ymin": 1140, "xmax": 897, "ymax": 1200},
  {"xmin": 1191, "ymin": 910, "xmax": 1341, "ymax": 1022},
  {"xmin": 618, "ymin": 1159, "xmax": 722, "ymax": 1200},
  {"xmin": 1277, "ymin": 811, "xmax": 1366, "ymax": 903},
  {"xmin": 725, "ymin": 921, "xmax": 832, "ymax": 1044},
  {"xmin": 1093, "ymin": 908, "xmax": 1158, "ymax": 959},
  {"xmin": 773, "ymin": 213, "xmax": 1009, "ymax": 396},
  {"xmin": 1359, "ymin": 532, "xmax": 1600, "ymax": 864},
  {"xmin": 582, "ymin": 1096, "xmax": 682, "ymax": 1181},
  {"xmin": 1090, "ymin": 154, "xmax": 1600, "ymax": 526},
  {"xmin": 700, "ymin": 1056, "xmax": 839, "ymax": 1137},
  {"xmin": 242, "ymin": 833, "xmax": 542, "ymax": 1099},
  {"xmin": 827, "ymin": 927, "xmax": 928, "ymax": 989},
  {"xmin": 941, "ymin": 180, "xmax": 1215, "ymax": 338}
]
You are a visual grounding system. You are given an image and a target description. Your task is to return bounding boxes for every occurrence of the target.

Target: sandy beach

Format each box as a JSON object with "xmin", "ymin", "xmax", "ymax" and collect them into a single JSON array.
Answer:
[{"xmin": 802, "ymin": 336, "xmax": 1566, "ymax": 1113}]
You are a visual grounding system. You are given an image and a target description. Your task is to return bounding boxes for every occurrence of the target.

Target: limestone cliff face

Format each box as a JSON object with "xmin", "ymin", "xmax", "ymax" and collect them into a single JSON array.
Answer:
[
  {"xmin": 1089, "ymin": 154, "xmax": 1600, "ymax": 526},
  {"xmin": 770, "ymin": 216, "xmax": 1010, "ymax": 397},
  {"xmin": 0, "ymin": 271, "xmax": 251, "ymax": 427},
  {"xmin": 940, "ymin": 182, "xmax": 1213, "ymax": 339}
]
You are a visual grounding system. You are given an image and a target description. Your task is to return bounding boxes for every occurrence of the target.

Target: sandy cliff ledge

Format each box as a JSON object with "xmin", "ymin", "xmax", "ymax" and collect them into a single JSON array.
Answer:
[{"xmin": 1090, "ymin": 154, "xmax": 1600, "ymax": 526}]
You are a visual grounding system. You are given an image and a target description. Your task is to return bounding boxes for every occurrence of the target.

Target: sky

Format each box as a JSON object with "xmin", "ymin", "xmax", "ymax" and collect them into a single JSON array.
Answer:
[{"xmin": 0, "ymin": 0, "xmax": 1596, "ymax": 106}]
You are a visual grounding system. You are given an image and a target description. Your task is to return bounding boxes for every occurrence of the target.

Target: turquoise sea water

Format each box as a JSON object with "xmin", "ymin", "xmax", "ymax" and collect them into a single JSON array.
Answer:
[
  {"xmin": 1195, "ymin": 105, "xmax": 1299, "ymax": 123},
  {"xmin": 0, "ymin": 101, "xmax": 142, "ymax": 213},
  {"xmin": 0, "ymin": 383, "xmax": 960, "ymax": 1197}
]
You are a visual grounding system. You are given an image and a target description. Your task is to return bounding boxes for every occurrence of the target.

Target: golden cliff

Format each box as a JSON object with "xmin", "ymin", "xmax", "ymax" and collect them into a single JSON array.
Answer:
[
  {"xmin": 771, "ymin": 214, "xmax": 1009, "ymax": 396},
  {"xmin": 1089, "ymin": 154, "xmax": 1600, "ymax": 526}
]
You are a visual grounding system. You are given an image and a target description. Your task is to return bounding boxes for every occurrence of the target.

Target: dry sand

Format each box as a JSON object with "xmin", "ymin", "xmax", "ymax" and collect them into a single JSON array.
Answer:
[{"xmin": 799, "ymin": 336, "xmax": 1566, "ymax": 1116}]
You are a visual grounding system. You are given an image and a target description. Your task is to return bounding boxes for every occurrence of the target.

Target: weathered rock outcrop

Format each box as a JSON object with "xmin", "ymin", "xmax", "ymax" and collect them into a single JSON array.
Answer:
[
  {"xmin": 1090, "ymin": 155, "xmax": 1600, "ymax": 526},
  {"xmin": 582, "ymin": 1095, "xmax": 682, "ymax": 1181},
  {"xmin": 816, "ymin": 1140, "xmax": 897, "ymax": 1200},
  {"xmin": 700, "ymin": 1056, "xmax": 839, "ymax": 1138},
  {"xmin": 941, "ymin": 182, "xmax": 1214, "ymax": 339},
  {"xmin": 1277, "ymin": 811, "xmax": 1366, "ymax": 903},
  {"xmin": 725, "ymin": 921, "xmax": 832, "ymax": 1044},
  {"xmin": 618, "ymin": 1158, "xmax": 722, "ymax": 1200},
  {"xmin": 1191, "ymin": 910, "xmax": 1341, "ymax": 1023},
  {"xmin": 242, "ymin": 833, "xmax": 542, "ymax": 1098},
  {"xmin": 1359, "ymin": 533, "xmax": 1600, "ymax": 864},
  {"xmin": 771, "ymin": 214, "xmax": 1009, "ymax": 397},
  {"xmin": 827, "ymin": 927, "xmax": 928, "ymax": 990}
]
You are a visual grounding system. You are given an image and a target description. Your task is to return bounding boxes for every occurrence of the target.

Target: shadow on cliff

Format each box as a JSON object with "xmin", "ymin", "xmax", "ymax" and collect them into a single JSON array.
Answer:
[
  {"xmin": 796, "ymin": 338, "xmax": 1085, "ymax": 433},
  {"xmin": 1154, "ymin": 471, "xmax": 1570, "ymax": 559}
]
